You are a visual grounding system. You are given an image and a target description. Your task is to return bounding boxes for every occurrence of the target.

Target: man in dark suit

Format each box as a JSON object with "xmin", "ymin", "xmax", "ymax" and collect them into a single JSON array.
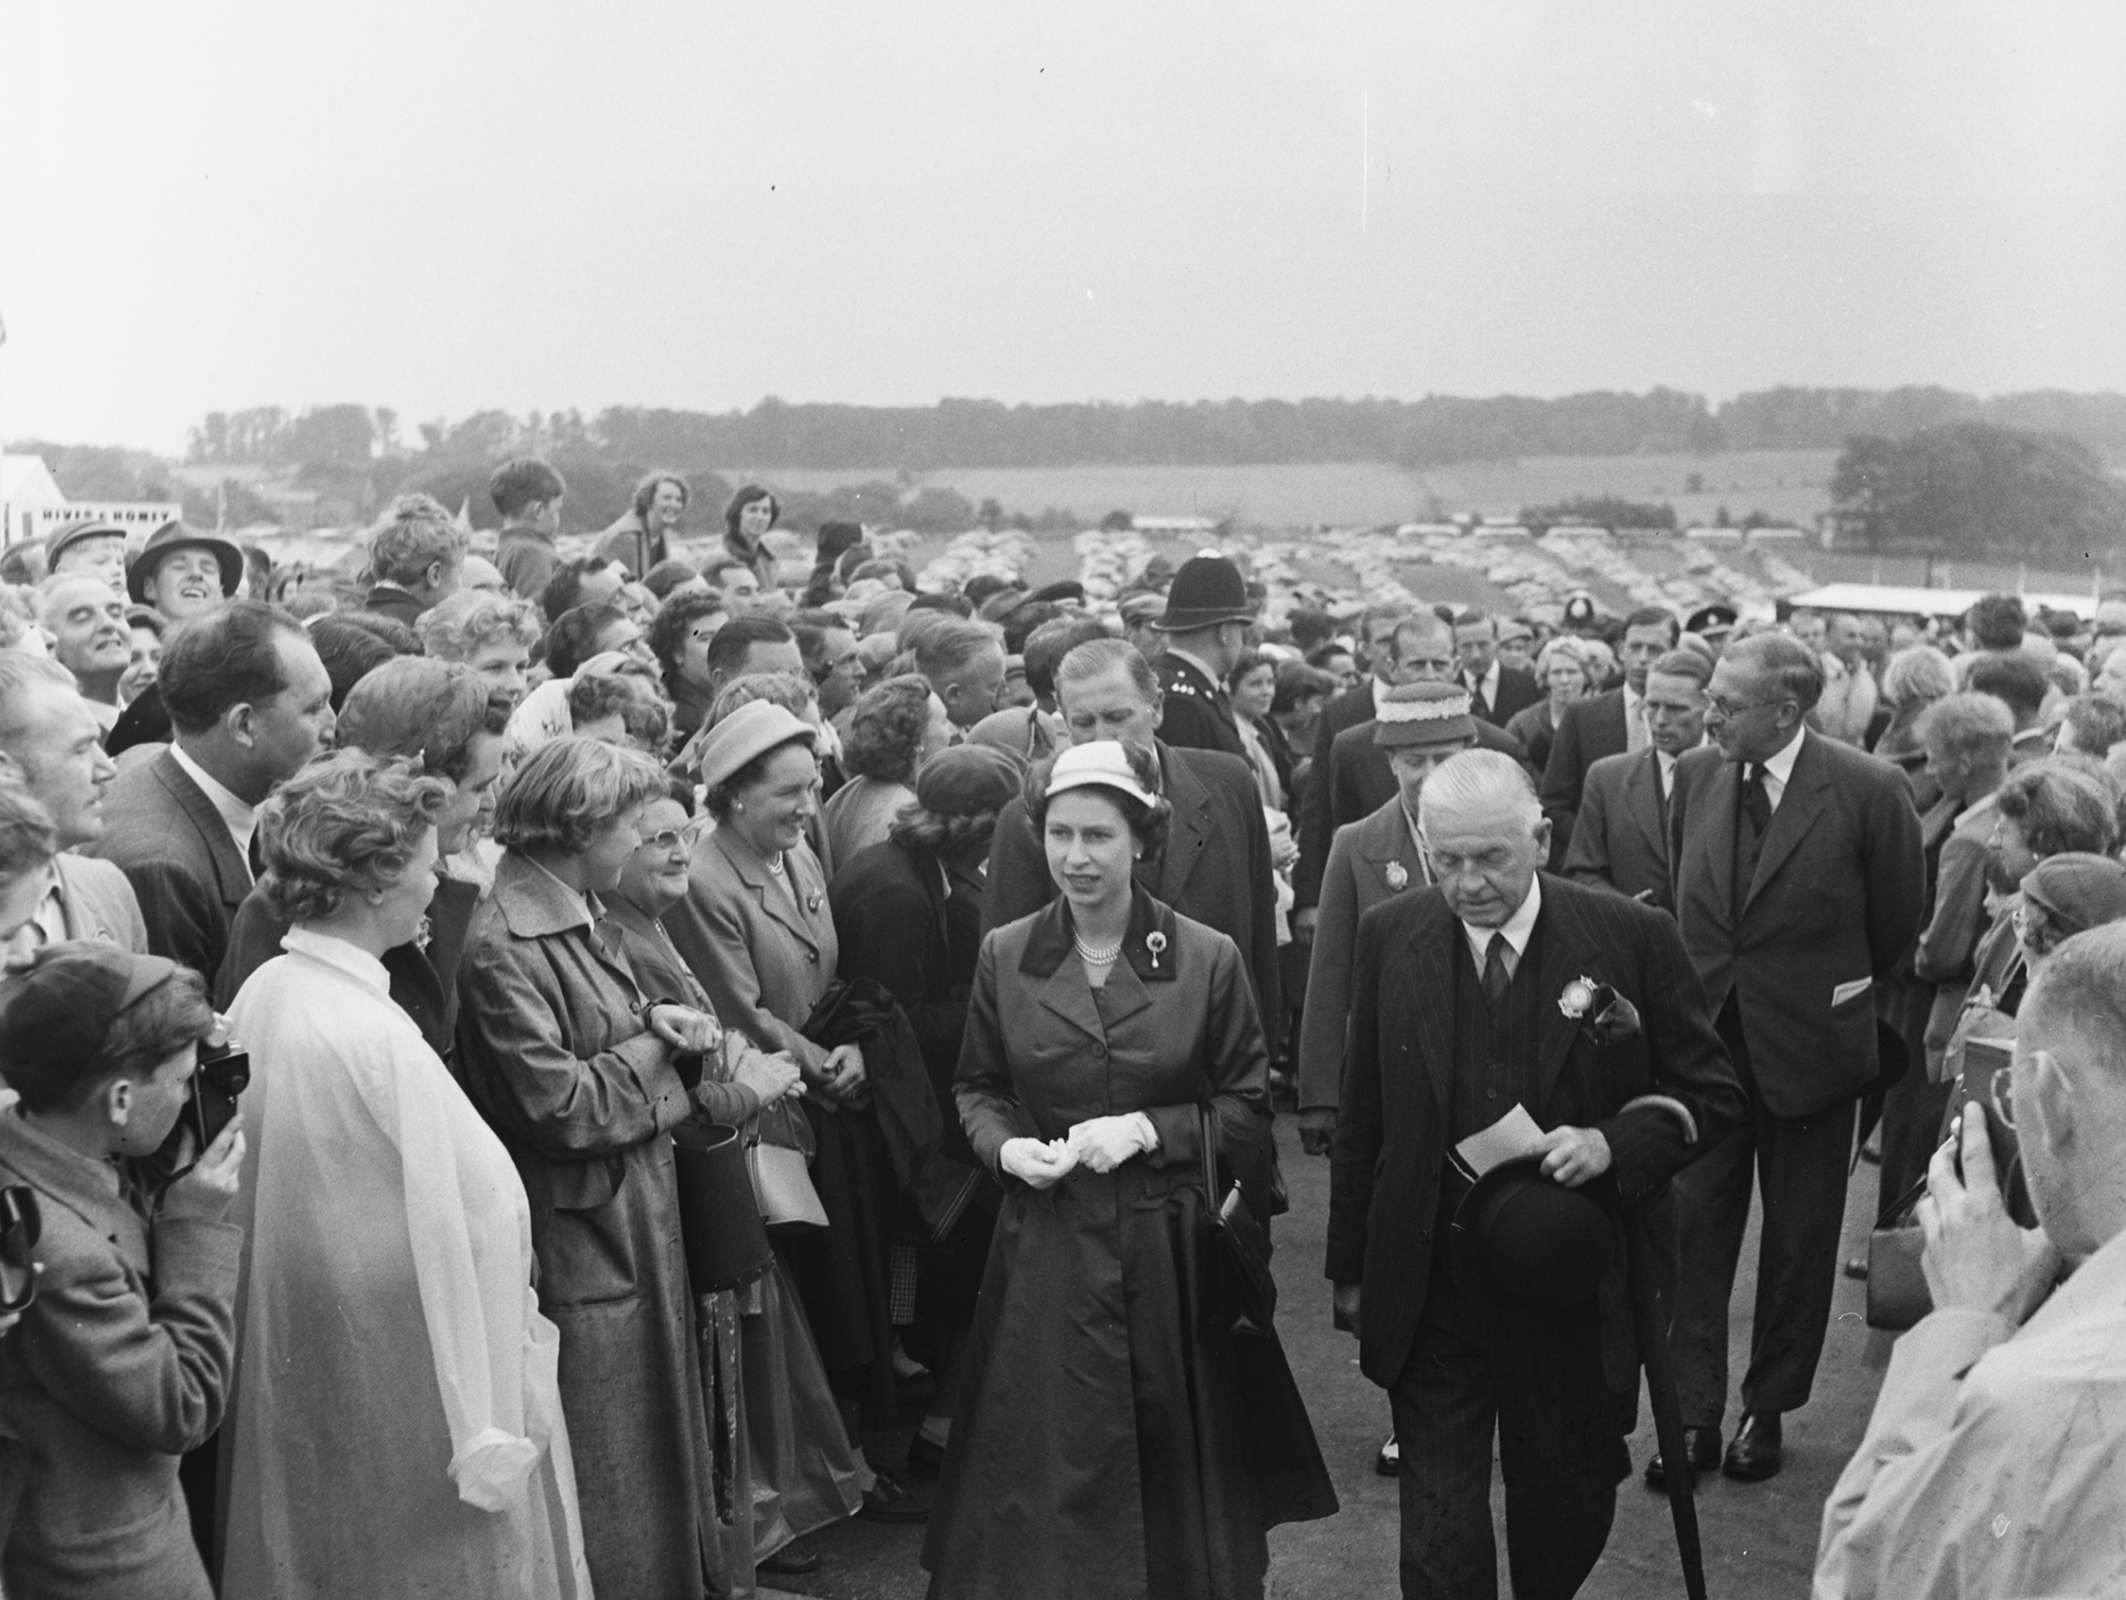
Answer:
[
  {"xmin": 1329, "ymin": 750, "xmax": 1741, "ymax": 1599},
  {"xmin": 1150, "ymin": 553, "xmax": 1255, "ymax": 759},
  {"xmin": 1539, "ymin": 606, "xmax": 1680, "ymax": 867},
  {"xmin": 1662, "ymin": 632, "xmax": 1924, "ymax": 1485},
  {"xmin": 1294, "ymin": 603, "xmax": 1422, "ymax": 928},
  {"xmin": 362, "ymin": 499, "xmax": 468, "ymax": 627},
  {"xmin": 1454, "ymin": 609, "xmax": 1541, "ymax": 726},
  {"xmin": 90, "ymin": 602, "xmax": 336, "ymax": 981},
  {"xmin": 985, "ymin": 637, "xmax": 1280, "ymax": 1033},
  {"xmin": 1563, "ymin": 648, "xmax": 1711, "ymax": 912}
]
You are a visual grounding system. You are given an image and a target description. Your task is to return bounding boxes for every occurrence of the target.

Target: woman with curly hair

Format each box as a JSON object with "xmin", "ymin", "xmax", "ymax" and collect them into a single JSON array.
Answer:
[
  {"xmin": 454, "ymin": 736, "xmax": 733, "ymax": 1597},
  {"xmin": 416, "ymin": 588, "xmax": 544, "ymax": 709},
  {"xmin": 820, "ymin": 673, "xmax": 952, "ymax": 868},
  {"xmin": 221, "ymin": 750, "xmax": 592, "ymax": 1599}
]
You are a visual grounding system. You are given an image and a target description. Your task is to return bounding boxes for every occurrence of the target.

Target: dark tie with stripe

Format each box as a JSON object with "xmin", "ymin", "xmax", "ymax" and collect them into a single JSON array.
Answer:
[
  {"xmin": 1483, "ymin": 932, "xmax": 1513, "ymax": 1005},
  {"xmin": 1740, "ymin": 763, "xmax": 1772, "ymax": 837}
]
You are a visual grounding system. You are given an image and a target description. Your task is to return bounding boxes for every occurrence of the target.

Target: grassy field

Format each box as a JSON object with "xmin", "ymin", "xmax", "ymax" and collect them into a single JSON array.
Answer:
[{"xmin": 741, "ymin": 450, "xmax": 1841, "ymax": 531}]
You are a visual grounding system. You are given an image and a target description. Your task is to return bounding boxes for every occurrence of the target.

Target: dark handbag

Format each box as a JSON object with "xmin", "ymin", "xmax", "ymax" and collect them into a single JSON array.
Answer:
[
  {"xmin": 1865, "ymin": 1175, "xmax": 1932, "ymax": 1331},
  {"xmin": 670, "ymin": 1123, "xmax": 776, "ymax": 1293},
  {"xmin": 1199, "ymin": 1105, "xmax": 1276, "ymax": 1336},
  {"xmin": 0, "ymin": 1185, "xmax": 41, "ymax": 1315}
]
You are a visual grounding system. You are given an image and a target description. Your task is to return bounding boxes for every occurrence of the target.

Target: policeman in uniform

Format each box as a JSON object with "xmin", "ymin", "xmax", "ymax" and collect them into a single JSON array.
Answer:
[{"xmin": 1151, "ymin": 552, "xmax": 1257, "ymax": 758}]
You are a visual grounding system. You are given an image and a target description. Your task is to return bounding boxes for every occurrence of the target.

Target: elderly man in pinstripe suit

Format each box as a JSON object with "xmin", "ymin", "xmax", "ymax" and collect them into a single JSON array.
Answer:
[{"xmin": 1328, "ymin": 751, "xmax": 1741, "ymax": 1599}]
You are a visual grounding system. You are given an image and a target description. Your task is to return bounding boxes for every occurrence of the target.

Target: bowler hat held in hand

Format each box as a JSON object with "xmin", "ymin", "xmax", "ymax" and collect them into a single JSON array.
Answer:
[{"xmin": 1449, "ymin": 1158, "xmax": 1614, "ymax": 1308}]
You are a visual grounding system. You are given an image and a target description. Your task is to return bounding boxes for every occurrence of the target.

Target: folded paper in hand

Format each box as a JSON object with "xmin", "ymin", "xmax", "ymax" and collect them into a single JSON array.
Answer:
[
  {"xmin": 1832, "ymin": 977, "xmax": 1873, "ymax": 1006},
  {"xmin": 1454, "ymin": 1103, "xmax": 1549, "ymax": 1179}
]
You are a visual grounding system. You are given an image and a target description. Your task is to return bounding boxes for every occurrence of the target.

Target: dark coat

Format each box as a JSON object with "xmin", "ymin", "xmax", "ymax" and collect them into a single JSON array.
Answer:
[
  {"xmin": 1325, "ymin": 874, "xmax": 1743, "ymax": 1391},
  {"xmin": 1322, "ymin": 715, "xmax": 1533, "ymax": 833},
  {"xmin": 1504, "ymin": 698, "xmax": 1560, "ymax": 778},
  {"xmin": 1538, "ymin": 687, "xmax": 1628, "ymax": 863},
  {"xmin": 1295, "ymin": 679, "xmax": 1383, "ymax": 908},
  {"xmin": 453, "ymin": 852, "xmax": 717, "ymax": 1598},
  {"xmin": 1297, "ymin": 798, "xmax": 1429, "ymax": 1113},
  {"xmin": 361, "ymin": 583, "xmax": 426, "ymax": 627},
  {"xmin": 215, "ymin": 875, "xmax": 480, "ymax": 1066},
  {"xmin": 0, "ymin": 1113, "xmax": 240, "ymax": 1600},
  {"xmin": 983, "ymin": 740, "xmax": 1280, "ymax": 1036},
  {"xmin": 1668, "ymin": 731, "xmax": 1926, "ymax": 1117},
  {"xmin": 87, "ymin": 750, "xmax": 251, "ymax": 981},
  {"xmin": 1564, "ymin": 747, "xmax": 1675, "ymax": 911},
  {"xmin": 829, "ymin": 838, "xmax": 977, "ymax": 1084},
  {"xmin": 1462, "ymin": 662, "xmax": 1541, "ymax": 725},
  {"xmin": 924, "ymin": 891, "xmax": 1332, "ymax": 1600},
  {"xmin": 104, "ymin": 684, "xmax": 173, "ymax": 760},
  {"xmin": 494, "ymin": 527, "xmax": 559, "ymax": 602},
  {"xmin": 1154, "ymin": 651, "xmax": 1246, "ymax": 759}
]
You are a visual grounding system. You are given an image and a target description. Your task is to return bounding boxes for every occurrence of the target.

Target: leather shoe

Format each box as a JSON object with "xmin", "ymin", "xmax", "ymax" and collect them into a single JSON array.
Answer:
[
  {"xmin": 859, "ymin": 1471, "xmax": 931, "ymax": 1524},
  {"xmin": 1722, "ymin": 1411, "xmax": 1783, "ymax": 1481},
  {"xmin": 905, "ymin": 1432, "xmax": 945, "ymax": 1481},
  {"xmin": 1374, "ymin": 1434, "xmax": 1399, "ymax": 1477},
  {"xmin": 1642, "ymin": 1426, "xmax": 1720, "ymax": 1490},
  {"xmin": 757, "ymin": 1540, "xmax": 821, "ymax": 1575}
]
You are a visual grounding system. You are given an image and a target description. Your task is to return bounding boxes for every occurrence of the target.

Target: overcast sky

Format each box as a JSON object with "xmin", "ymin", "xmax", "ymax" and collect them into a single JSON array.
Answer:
[{"xmin": 4, "ymin": 0, "xmax": 2123, "ymax": 455}]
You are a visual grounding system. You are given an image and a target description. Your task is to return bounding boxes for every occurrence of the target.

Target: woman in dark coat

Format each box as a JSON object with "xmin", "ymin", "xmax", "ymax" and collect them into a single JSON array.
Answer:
[
  {"xmin": 1504, "ymin": 635, "xmax": 1594, "ymax": 778},
  {"xmin": 454, "ymin": 737, "xmax": 728, "ymax": 1599},
  {"xmin": 922, "ymin": 740, "xmax": 1334, "ymax": 1600},
  {"xmin": 829, "ymin": 744, "xmax": 1024, "ymax": 1478}
]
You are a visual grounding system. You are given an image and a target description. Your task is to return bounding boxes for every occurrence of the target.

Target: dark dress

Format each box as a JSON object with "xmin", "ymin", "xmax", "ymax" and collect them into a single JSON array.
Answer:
[{"xmin": 922, "ymin": 890, "xmax": 1334, "ymax": 1600}]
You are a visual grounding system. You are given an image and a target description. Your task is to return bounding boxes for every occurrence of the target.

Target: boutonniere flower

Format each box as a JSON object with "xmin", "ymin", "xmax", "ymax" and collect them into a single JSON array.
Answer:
[
  {"xmin": 1384, "ymin": 861, "xmax": 1409, "ymax": 891},
  {"xmin": 1560, "ymin": 976, "xmax": 1642, "ymax": 1045}
]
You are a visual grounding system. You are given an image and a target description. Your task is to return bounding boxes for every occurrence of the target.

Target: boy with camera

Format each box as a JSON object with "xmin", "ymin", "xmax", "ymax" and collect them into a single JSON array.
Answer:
[{"xmin": 0, "ymin": 943, "xmax": 245, "ymax": 1600}]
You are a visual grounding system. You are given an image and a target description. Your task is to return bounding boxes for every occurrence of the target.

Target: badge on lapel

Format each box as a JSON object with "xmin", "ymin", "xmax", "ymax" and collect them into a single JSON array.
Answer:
[
  {"xmin": 1559, "ymin": 976, "xmax": 1641, "ymax": 1046},
  {"xmin": 1384, "ymin": 862, "xmax": 1409, "ymax": 891}
]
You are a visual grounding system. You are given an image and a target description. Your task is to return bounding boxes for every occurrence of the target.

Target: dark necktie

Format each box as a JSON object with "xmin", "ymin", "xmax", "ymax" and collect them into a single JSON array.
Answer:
[
  {"xmin": 1468, "ymin": 674, "xmax": 1490, "ymax": 718},
  {"xmin": 1740, "ymin": 763, "xmax": 1772, "ymax": 837},
  {"xmin": 1483, "ymin": 932, "xmax": 1513, "ymax": 1005}
]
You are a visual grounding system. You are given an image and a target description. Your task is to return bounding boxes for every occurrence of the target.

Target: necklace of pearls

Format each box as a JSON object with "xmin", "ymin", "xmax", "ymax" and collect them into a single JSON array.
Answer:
[{"xmin": 1074, "ymin": 932, "xmax": 1124, "ymax": 966}]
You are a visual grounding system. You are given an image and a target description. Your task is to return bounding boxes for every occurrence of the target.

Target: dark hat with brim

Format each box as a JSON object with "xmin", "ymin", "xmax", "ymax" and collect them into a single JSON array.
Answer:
[
  {"xmin": 126, "ymin": 522, "xmax": 243, "ymax": 605},
  {"xmin": 1449, "ymin": 1159, "xmax": 1615, "ymax": 1308},
  {"xmin": 914, "ymin": 743, "xmax": 1026, "ymax": 815},
  {"xmin": 1152, "ymin": 554, "xmax": 1254, "ymax": 632},
  {"xmin": 1686, "ymin": 604, "xmax": 1739, "ymax": 636},
  {"xmin": 0, "ymin": 943, "xmax": 187, "ymax": 1089}
]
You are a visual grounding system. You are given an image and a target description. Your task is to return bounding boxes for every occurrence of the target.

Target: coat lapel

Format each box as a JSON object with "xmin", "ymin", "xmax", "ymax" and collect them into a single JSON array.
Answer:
[
  {"xmin": 1357, "ymin": 800, "xmax": 1428, "ymax": 899},
  {"xmin": 1405, "ymin": 896, "xmax": 1459, "ymax": 1114},
  {"xmin": 1696, "ymin": 757, "xmax": 1739, "ymax": 916},
  {"xmin": 1746, "ymin": 734, "xmax": 1828, "ymax": 911},
  {"xmin": 1152, "ymin": 742, "xmax": 1213, "ymax": 905},
  {"xmin": 154, "ymin": 752, "xmax": 250, "ymax": 910},
  {"xmin": 1626, "ymin": 749, "xmax": 1668, "ymax": 869},
  {"xmin": 1530, "ymin": 880, "xmax": 1598, "ymax": 1111},
  {"xmin": 715, "ymin": 829, "xmax": 824, "ymax": 956}
]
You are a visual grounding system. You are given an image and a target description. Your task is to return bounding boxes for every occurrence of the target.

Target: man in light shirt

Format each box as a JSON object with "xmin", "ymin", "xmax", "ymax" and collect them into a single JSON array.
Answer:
[
  {"xmin": 1816, "ymin": 924, "xmax": 2126, "ymax": 1598},
  {"xmin": 87, "ymin": 601, "xmax": 334, "ymax": 980}
]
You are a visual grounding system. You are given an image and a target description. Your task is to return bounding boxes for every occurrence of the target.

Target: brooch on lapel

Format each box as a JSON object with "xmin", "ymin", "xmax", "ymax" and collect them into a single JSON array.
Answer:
[
  {"xmin": 1144, "ymin": 931, "xmax": 1167, "ymax": 971},
  {"xmin": 1384, "ymin": 862, "xmax": 1409, "ymax": 891},
  {"xmin": 807, "ymin": 889, "xmax": 823, "ymax": 914},
  {"xmin": 1559, "ymin": 976, "xmax": 1642, "ymax": 1045}
]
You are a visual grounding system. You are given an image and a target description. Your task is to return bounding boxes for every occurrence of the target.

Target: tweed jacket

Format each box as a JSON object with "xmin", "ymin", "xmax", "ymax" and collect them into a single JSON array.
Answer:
[
  {"xmin": 52, "ymin": 855, "xmax": 148, "ymax": 952},
  {"xmin": 663, "ymin": 823, "xmax": 839, "ymax": 1077},
  {"xmin": 1297, "ymin": 797, "xmax": 1429, "ymax": 1114},
  {"xmin": 1668, "ymin": 731, "xmax": 1926, "ymax": 1117},
  {"xmin": 86, "ymin": 750, "xmax": 251, "ymax": 981},
  {"xmin": 1564, "ymin": 747, "xmax": 1675, "ymax": 911},
  {"xmin": 1325, "ymin": 874, "xmax": 1742, "ymax": 1389},
  {"xmin": 0, "ymin": 1112, "xmax": 240, "ymax": 1600}
]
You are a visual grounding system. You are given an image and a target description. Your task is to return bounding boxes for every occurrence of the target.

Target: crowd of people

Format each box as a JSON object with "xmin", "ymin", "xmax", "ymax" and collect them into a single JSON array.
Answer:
[{"xmin": 0, "ymin": 461, "xmax": 2123, "ymax": 1598}]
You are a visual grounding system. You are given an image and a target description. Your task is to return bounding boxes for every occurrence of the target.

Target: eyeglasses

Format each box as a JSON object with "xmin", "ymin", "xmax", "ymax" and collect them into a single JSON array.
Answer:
[
  {"xmin": 642, "ymin": 828, "xmax": 689, "ymax": 853},
  {"xmin": 1705, "ymin": 694, "xmax": 1781, "ymax": 720}
]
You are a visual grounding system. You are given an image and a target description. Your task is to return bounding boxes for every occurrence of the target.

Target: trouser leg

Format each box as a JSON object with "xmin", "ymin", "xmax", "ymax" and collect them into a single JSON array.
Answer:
[
  {"xmin": 1494, "ymin": 1300, "xmax": 1624, "ymax": 1600},
  {"xmin": 1669, "ymin": 1003, "xmax": 1759, "ymax": 1427},
  {"xmin": 1389, "ymin": 1320, "xmax": 1499, "ymax": 1600},
  {"xmin": 1740, "ymin": 1092, "xmax": 1857, "ymax": 1414}
]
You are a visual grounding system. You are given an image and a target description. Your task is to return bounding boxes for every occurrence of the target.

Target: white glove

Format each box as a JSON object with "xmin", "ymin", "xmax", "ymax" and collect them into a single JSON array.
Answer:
[
  {"xmin": 1065, "ymin": 1113, "xmax": 1159, "ymax": 1174},
  {"xmin": 449, "ymin": 1426, "xmax": 539, "ymax": 1513},
  {"xmin": 1000, "ymin": 1137, "xmax": 1078, "ymax": 1189}
]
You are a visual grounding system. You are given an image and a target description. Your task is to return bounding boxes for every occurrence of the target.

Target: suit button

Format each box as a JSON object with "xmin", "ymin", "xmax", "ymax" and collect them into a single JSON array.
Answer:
[
  {"xmin": 1486, "ymin": 1089, "xmax": 1498, "ymax": 1100},
  {"xmin": 805, "ymin": 952, "xmax": 817, "ymax": 964}
]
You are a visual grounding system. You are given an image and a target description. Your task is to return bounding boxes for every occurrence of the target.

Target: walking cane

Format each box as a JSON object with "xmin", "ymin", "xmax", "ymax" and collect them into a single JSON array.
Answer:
[{"xmin": 1627, "ymin": 1227, "xmax": 1709, "ymax": 1600}]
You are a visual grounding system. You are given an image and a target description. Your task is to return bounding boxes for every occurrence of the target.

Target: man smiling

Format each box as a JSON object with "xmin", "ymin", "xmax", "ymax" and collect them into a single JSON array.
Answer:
[{"xmin": 37, "ymin": 575, "xmax": 133, "ymax": 730}]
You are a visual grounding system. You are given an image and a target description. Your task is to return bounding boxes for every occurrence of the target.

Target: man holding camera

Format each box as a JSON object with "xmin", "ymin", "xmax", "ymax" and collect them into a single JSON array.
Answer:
[{"xmin": 1816, "ymin": 923, "xmax": 2126, "ymax": 1597}]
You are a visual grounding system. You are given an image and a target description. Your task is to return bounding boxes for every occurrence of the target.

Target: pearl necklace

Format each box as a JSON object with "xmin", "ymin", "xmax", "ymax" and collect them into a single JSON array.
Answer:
[{"xmin": 1074, "ymin": 932, "xmax": 1124, "ymax": 966}]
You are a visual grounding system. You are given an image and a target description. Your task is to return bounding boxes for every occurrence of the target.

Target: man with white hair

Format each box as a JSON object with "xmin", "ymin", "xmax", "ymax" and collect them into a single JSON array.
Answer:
[
  {"xmin": 1815, "ymin": 924, "xmax": 2126, "ymax": 1597},
  {"xmin": 1329, "ymin": 749, "xmax": 1740, "ymax": 1598},
  {"xmin": 36, "ymin": 574, "xmax": 132, "ymax": 731}
]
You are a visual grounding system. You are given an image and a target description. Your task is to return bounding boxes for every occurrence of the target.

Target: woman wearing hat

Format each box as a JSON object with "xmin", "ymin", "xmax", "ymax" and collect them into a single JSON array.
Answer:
[
  {"xmin": 219, "ymin": 750, "xmax": 591, "ymax": 1600},
  {"xmin": 453, "ymin": 736, "xmax": 729, "ymax": 1597},
  {"xmin": 922, "ymin": 739, "xmax": 1334, "ymax": 1600},
  {"xmin": 662, "ymin": 702, "xmax": 927, "ymax": 1523},
  {"xmin": 603, "ymin": 774, "xmax": 861, "ymax": 1580},
  {"xmin": 829, "ymin": 744, "xmax": 1024, "ymax": 1481}
]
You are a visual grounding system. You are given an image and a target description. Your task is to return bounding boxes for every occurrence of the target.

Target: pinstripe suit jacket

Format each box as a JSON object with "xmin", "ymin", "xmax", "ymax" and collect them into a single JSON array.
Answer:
[{"xmin": 1326, "ymin": 873, "xmax": 1742, "ymax": 1389}]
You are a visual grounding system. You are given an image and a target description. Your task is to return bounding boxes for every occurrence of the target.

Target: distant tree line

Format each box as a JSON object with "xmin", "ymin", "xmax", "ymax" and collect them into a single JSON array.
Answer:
[
  {"xmin": 1831, "ymin": 423, "xmax": 2126, "ymax": 563},
  {"xmin": 182, "ymin": 386, "xmax": 2126, "ymax": 475}
]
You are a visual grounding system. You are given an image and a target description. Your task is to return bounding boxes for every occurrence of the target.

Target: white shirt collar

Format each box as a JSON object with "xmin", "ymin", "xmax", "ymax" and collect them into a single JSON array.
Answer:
[
  {"xmin": 170, "ymin": 743, "xmax": 258, "ymax": 865},
  {"xmin": 1465, "ymin": 660, "xmax": 1500, "ymax": 696},
  {"xmin": 1758, "ymin": 725, "xmax": 1807, "ymax": 787},
  {"xmin": 1460, "ymin": 873, "xmax": 1543, "ymax": 973},
  {"xmin": 279, "ymin": 925, "xmax": 393, "ymax": 999},
  {"xmin": 1372, "ymin": 674, "xmax": 1394, "ymax": 715}
]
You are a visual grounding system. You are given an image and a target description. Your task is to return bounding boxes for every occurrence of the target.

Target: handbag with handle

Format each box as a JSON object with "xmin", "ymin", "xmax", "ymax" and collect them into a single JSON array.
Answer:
[
  {"xmin": 1865, "ymin": 1174, "xmax": 1933, "ymax": 1330},
  {"xmin": 1198, "ymin": 1104, "xmax": 1276, "ymax": 1336}
]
